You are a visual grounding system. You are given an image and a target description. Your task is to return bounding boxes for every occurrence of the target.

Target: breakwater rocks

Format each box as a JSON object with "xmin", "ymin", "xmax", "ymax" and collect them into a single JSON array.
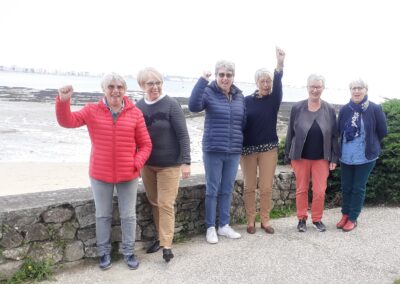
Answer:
[
  {"xmin": 0, "ymin": 167, "xmax": 295, "ymax": 279},
  {"xmin": 0, "ymin": 86, "xmax": 144, "ymax": 106}
]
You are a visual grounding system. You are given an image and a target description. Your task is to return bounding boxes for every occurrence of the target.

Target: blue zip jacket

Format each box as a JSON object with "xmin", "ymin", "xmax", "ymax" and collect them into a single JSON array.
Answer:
[
  {"xmin": 338, "ymin": 101, "xmax": 387, "ymax": 160},
  {"xmin": 189, "ymin": 77, "xmax": 246, "ymax": 154}
]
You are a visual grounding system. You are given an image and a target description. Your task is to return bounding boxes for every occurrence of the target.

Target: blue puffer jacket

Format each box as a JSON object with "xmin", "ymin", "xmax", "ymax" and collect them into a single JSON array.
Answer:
[{"xmin": 189, "ymin": 77, "xmax": 246, "ymax": 154}]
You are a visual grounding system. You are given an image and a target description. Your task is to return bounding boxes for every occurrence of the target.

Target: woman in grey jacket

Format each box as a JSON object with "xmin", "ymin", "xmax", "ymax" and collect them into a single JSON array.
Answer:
[{"xmin": 285, "ymin": 74, "xmax": 339, "ymax": 233}]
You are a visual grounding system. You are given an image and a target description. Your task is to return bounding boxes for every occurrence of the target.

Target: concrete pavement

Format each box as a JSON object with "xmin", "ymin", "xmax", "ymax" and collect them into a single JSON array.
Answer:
[{"xmin": 43, "ymin": 207, "xmax": 400, "ymax": 284}]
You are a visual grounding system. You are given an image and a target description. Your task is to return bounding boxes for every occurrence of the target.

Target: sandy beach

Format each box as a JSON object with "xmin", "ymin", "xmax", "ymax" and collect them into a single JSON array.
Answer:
[
  {"xmin": 0, "ymin": 86, "xmax": 292, "ymax": 198},
  {"xmin": 0, "ymin": 162, "xmax": 205, "ymax": 197}
]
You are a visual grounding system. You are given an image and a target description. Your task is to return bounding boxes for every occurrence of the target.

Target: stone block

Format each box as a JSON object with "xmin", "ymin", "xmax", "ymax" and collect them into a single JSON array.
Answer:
[
  {"xmin": 28, "ymin": 242, "xmax": 63, "ymax": 264},
  {"xmin": 57, "ymin": 222, "xmax": 77, "ymax": 240},
  {"xmin": 77, "ymin": 227, "xmax": 96, "ymax": 241},
  {"xmin": 83, "ymin": 238, "xmax": 96, "ymax": 247},
  {"xmin": 180, "ymin": 201, "xmax": 200, "ymax": 210},
  {"xmin": 141, "ymin": 224, "xmax": 156, "ymax": 240},
  {"xmin": 25, "ymin": 223, "xmax": 49, "ymax": 242},
  {"xmin": 136, "ymin": 204, "xmax": 152, "ymax": 221},
  {"xmin": 2, "ymin": 209, "xmax": 42, "ymax": 231},
  {"xmin": 75, "ymin": 203, "xmax": 95, "ymax": 228},
  {"xmin": 111, "ymin": 226, "xmax": 122, "ymax": 242},
  {"xmin": 174, "ymin": 226, "xmax": 183, "ymax": 233},
  {"xmin": 64, "ymin": 241, "xmax": 84, "ymax": 262},
  {"xmin": 272, "ymin": 189, "xmax": 281, "ymax": 200},
  {"xmin": 42, "ymin": 206, "xmax": 74, "ymax": 223},
  {"xmin": 84, "ymin": 246, "xmax": 97, "ymax": 258},
  {"xmin": 0, "ymin": 260, "xmax": 23, "ymax": 281},
  {"xmin": 0, "ymin": 228, "xmax": 24, "ymax": 249},
  {"xmin": 112, "ymin": 204, "xmax": 121, "ymax": 225},
  {"xmin": 180, "ymin": 186, "xmax": 205, "ymax": 199},
  {"xmin": 135, "ymin": 225, "xmax": 142, "ymax": 241},
  {"xmin": 2, "ymin": 244, "xmax": 30, "ymax": 261}
]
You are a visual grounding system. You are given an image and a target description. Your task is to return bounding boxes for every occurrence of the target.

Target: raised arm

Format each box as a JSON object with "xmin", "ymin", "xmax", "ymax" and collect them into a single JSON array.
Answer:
[
  {"xmin": 55, "ymin": 85, "xmax": 87, "ymax": 128},
  {"xmin": 271, "ymin": 47, "xmax": 285, "ymax": 104},
  {"xmin": 275, "ymin": 46, "xmax": 285, "ymax": 73},
  {"xmin": 188, "ymin": 71, "xmax": 211, "ymax": 112}
]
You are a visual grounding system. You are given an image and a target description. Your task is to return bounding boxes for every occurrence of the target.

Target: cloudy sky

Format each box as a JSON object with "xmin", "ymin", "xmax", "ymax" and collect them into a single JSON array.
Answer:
[{"xmin": 1, "ymin": 0, "xmax": 399, "ymax": 101}]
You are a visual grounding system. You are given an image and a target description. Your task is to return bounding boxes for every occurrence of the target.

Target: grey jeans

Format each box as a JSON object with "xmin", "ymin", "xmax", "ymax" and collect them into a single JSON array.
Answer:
[{"xmin": 90, "ymin": 178, "xmax": 138, "ymax": 256}]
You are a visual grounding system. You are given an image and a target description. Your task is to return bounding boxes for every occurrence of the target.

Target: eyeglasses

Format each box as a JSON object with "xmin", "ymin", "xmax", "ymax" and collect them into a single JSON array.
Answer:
[
  {"xmin": 145, "ymin": 81, "xmax": 163, "ymax": 87},
  {"xmin": 308, "ymin": 85, "xmax": 323, "ymax": 91},
  {"xmin": 217, "ymin": 73, "xmax": 233, "ymax": 79},
  {"xmin": 107, "ymin": 84, "xmax": 124, "ymax": 91},
  {"xmin": 259, "ymin": 79, "xmax": 272, "ymax": 85},
  {"xmin": 351, "ymin": 87, "xmax": 365, "ymax": 91}
]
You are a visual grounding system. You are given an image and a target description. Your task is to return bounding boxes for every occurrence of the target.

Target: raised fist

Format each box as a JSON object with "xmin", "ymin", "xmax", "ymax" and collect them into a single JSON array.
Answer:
[
  {"xmin": 58, "ymin": 85, "xmax": 74, "ymax": 102},
  {"xmin": 202, "ymin": 71, "xmax": 212, "ymax": 81}
]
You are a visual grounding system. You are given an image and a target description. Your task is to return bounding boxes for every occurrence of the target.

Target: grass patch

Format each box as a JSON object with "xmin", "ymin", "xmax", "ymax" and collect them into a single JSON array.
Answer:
[
  {"xmin": 2, "ymin": 258, "xmax": 53, "ymax": 284},
  {"xmin": 173, "ymin": 233, "xmax": 189, "ymax": 244},
  {"xmin": 249, "ymin": 204, "xmax": 296, "ymax": 224},
  {"xmin": 235, "ymin": 215, "xmax": 247, "ymax": 225},
  {"xmin": 270, "ymin": 204, "xmax": 296, "ymax": 219},
  {"xmin": 394, "ymin": 279, "xmax": 400, "ymax": 284}
]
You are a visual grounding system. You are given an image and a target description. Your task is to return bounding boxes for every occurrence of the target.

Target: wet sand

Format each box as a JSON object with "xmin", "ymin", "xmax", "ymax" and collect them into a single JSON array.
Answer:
[{"xmin": 0, "ymin": 162, "xmax": 205, "ymax": 197}]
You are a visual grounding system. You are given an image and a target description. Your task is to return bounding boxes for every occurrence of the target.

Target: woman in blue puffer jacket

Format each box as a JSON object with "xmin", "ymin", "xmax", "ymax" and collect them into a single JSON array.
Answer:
[{"xmin": 189, "ymin": 60, "xmax": 246, "ymax": 244}]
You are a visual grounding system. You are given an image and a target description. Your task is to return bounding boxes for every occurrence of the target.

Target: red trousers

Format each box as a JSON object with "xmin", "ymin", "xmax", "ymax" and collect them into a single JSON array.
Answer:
[{"xmin": 291, "ymin": 159, "xmax": 329, "ymax": 222}]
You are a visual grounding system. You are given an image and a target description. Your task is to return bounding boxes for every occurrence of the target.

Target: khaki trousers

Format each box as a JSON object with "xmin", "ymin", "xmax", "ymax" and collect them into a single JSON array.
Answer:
[
  {"xmin": 240, "ymin": 148, "xmax": 278, "ymax": 226},
  {"xmin": 141, "ymin": 165, "xmax": 181, "ymax": 248}
]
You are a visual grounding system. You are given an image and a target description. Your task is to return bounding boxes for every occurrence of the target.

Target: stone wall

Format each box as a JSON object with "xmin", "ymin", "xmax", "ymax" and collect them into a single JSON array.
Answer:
[{"xmin": 0, "ymin": 167, "xmax": 295, "ymax": 280}]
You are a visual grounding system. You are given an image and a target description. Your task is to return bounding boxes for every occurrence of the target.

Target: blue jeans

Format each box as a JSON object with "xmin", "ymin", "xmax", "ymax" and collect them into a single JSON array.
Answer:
[
  {"xmin": 340, "ymin": 161, "xmax": 376, "ymax": 222},
  {"xmin": 91, "ymin": 178, "xmax": 138, "ymax": 256},
  {"xmin": 203, "ymin": 152, "xmax": 240, "ymax": 228}
]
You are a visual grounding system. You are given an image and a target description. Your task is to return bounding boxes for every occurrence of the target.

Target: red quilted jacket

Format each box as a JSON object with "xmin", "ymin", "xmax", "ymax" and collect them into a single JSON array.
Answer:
[{"xmin": 56, "ymin": 96, "xmax": 152, "ymax": 183}]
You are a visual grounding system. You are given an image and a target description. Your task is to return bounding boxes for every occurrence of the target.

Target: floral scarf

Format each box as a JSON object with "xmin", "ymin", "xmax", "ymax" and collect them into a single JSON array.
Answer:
[{"xmin": 344, "ymin": 95, "xmax": 369, "ymax": 142}]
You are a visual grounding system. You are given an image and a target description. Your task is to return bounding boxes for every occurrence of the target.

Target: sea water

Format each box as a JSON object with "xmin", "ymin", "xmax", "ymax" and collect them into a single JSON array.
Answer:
[
  {"xmin": 0, "ymin": 100, "xmax": 204, "ymax": 163},
  {"xmin": 0, "ymin": 71, "xmax": 349, "ymax": 163}
]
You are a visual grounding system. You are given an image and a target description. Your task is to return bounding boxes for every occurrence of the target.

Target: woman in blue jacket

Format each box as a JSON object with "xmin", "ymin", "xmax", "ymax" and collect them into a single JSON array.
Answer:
[
  {"xmin": 189, "ymin": 60, "xmax": 245, "ymax": 244},
  {"xmin": 336, "ymin": 79, "xmax": 387, "ymax": 232}
]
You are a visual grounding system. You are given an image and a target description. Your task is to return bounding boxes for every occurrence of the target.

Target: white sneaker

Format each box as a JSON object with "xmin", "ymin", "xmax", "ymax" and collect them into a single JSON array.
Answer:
[
  {"xmin": 217, "ymin": 224, "xmax": 241, "ymax": 239},
  {"xmin": 206, "ymin": 227, "xmax": 218, "ymax": 244}
]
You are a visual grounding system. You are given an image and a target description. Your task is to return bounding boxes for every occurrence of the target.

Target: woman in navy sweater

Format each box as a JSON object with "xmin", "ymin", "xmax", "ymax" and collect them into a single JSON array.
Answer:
[
  {"xmin": 241, "ymin": 47, "xmax": 285, "ymax": 234},
  {"xmin": 136, "ymin": 67, "xmax": 191, "ymax": 262},
  {"xmin": 336, "ymin": 79, "xmax": 387, "ymax": 232}
]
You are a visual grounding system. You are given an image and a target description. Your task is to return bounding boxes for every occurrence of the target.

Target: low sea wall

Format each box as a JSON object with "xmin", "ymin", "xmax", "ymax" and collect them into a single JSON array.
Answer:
[{"xmin": 0, "ymin": 167, "xmax": 295, "ymax": 280}]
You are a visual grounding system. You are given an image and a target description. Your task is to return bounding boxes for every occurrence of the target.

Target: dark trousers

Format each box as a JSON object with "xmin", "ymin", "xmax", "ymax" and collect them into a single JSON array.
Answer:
[{"xmin": 340, "ymin": 161, "xmax": 376, "ymax": 222}]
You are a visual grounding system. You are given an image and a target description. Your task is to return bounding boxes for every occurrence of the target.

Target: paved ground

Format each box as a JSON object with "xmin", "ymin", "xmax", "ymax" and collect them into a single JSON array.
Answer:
[{"xmin": 43, "ymin": 207, "xmax": 400, "ymax": 284}]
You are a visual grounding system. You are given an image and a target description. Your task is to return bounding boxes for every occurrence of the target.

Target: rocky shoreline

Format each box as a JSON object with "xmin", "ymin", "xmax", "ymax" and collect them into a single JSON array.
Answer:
[{"xmin": 0, "ymin": 85, "xmax": 302, "ymax": 139}]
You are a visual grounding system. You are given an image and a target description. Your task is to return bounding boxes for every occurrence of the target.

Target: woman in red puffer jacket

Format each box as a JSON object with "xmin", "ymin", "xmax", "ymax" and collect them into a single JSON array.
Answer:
[{"xmin": 56, "ymin": 72, "xmax": 152, "ymax": 271}]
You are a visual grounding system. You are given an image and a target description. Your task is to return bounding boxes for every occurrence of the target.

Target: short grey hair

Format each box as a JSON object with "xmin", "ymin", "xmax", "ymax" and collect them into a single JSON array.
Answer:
[
  {"xmin": 254, "ymin": 68, "xmax": 273, "ymax": 83},
  {"xmin": 307, "ymin": 73, "xmax": 325, "ymax": 87},
  {"xmin": 101, "ymin": 72, "xmax": 127, "ymax": 91},
  {"xmin": 215, "ymin": 60, "xmax": 235, "ymax": 76},
  {"xmin": 137, "ymin": 67, "xmax": 163, "ymax": 87},
  {"xmin": 349, "ymin": 78, "xmax": 368, "ymax": 91}
]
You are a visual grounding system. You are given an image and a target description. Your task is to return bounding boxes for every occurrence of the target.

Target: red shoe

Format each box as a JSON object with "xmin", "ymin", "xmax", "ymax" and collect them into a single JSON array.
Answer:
[
  {"xmin": 336, "ymin": 214, "xmax": 349, "ymax": 229},
  {"xmin": 342, "ymin": 220, "xmax": 357, "ymax": 232}
]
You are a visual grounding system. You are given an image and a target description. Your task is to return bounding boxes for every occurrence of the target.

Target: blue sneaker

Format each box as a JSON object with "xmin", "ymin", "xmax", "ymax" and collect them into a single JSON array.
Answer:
[
  {"xmin": 99, "ymin": 254, "xmax": 112, "ymax": 270},
  {"xmin": 124, "ymin": 254, "xmax": 139, "ymax": 270}
]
